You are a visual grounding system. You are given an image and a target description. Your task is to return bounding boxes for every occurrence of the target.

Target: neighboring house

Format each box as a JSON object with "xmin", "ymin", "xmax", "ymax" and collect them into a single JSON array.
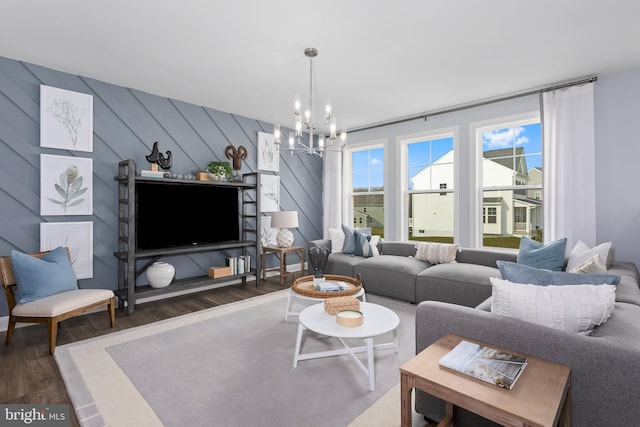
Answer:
[
  {"xmin": 410, "ymin": 149, "xmax": 542, "ymax": 238},
  {"xmin": 352, "ymin": 194, "xmax": 384, "ymax": 230}
]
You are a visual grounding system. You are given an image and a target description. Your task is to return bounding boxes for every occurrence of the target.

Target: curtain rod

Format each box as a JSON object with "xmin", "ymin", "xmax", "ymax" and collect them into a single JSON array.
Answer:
[{"xmin": 348, "ymin": 75, "xmax": 598, "ymax": 134}]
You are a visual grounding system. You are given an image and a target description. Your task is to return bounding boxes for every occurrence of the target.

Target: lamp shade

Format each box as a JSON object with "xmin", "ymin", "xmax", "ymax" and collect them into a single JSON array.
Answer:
[{"xmin": 271, "ymin": 211, "xmax": 299, "ymax": 229}]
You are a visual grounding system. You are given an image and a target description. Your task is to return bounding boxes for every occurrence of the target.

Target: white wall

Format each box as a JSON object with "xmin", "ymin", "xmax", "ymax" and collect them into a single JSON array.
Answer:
[{"xmin": 594, "ymin": 67, "xmax": 640, "ymax": 269}]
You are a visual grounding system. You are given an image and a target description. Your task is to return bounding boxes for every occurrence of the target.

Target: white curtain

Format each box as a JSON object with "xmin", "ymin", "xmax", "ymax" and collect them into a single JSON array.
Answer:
[
  {"xmin": 542, "ymin": 82, "xmax": 596, "ymax": 250},
  {"xmin": 322, "ymin": 149, "xmax": 342, "ymax": 238}
]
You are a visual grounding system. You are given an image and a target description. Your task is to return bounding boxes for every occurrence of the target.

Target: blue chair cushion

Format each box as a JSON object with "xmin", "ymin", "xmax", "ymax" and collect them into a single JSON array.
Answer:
[{"xmin": 11, "ymin": 246, "xmax": 78, "ymax": 304}]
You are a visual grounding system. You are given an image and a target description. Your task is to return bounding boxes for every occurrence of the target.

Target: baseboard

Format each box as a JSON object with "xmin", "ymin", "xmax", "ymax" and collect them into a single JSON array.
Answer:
[{"xmin": 0, "ymin": 262, "xmax": 307, "ymax": 332}]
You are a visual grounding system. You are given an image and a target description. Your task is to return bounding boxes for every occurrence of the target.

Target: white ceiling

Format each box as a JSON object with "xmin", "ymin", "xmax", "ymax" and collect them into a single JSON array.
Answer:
[{"xmin": 2, "ymin": 1, "xmax": 640, "ymax": 135}]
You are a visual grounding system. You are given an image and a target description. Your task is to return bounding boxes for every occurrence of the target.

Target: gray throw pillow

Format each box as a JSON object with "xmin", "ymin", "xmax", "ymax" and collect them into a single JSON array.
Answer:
[{"xmin": 497, "ymin": 261, "xmax": 620, "ymax": 286}]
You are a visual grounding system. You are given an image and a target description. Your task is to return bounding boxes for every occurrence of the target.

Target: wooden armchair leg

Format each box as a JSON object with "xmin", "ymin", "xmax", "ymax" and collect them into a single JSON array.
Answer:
[
  {"xmin": 108, "ymin": 297, "xmax": 116, "ymax": 328},
  {"xmin": 48, "ymin": 319, "xmax": 58, "ymax": 355},
  {"xmin": 5, "ymin": 316, "xmax": 16, "ymax": 345}
]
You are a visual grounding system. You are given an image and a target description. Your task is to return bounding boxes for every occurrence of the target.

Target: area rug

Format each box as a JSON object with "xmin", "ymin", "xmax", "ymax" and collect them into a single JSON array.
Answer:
[{"xmin": 55, "ymin": 290, "xmax": 423, "ymax": 426}]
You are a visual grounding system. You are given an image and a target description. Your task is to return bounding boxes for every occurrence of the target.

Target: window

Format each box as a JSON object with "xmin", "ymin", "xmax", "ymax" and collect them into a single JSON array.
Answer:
[
  {"xmin": 351, "ymin": 147, "xmax": 384, "ymax": 237},
  {"xmin": 480, "ymin": 120, "xmax": 542, "ymax": 248},
  {"xmin": 406, "ymin": 133, "xmax": 455, "ymax": 243}
]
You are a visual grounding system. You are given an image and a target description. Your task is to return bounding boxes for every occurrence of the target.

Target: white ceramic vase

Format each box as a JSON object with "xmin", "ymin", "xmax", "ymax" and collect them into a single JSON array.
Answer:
[{"xmin": 146, "ymin": 262, "xmax": 175, "ymax": 288}]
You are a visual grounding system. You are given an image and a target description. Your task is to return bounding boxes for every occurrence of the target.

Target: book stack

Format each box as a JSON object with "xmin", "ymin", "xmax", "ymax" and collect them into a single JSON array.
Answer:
[
  {"xmin": 226, "ymin": 256, "xmax": 251, "ymax": 275},
  {"xmin": 140, "ymin": 170, "xmax": 166, "ymax": 178},
  {"xmin": 314, "ymin": 280, "xmax": 350, "ymax": 292},
  {"xmin": 438, "ymin": 340, "xmax": 528, "ymax": 390}
]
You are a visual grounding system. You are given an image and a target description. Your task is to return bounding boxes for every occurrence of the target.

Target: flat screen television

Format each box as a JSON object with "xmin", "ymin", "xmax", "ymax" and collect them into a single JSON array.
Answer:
[{"xmin": 135, "ymin": 181, "xmax": 240, "ymax": 251}]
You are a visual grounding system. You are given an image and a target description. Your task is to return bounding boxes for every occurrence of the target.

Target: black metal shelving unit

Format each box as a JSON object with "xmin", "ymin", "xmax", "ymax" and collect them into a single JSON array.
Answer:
[{"xmin": 114, "ymin": 159, "xmax": 260, "ymax": 315}]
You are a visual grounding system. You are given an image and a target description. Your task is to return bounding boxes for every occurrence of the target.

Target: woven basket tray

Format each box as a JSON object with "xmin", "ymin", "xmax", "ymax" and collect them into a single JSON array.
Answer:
[{"xmin": 291, "ymin": 274, "xmax": 362, "ymax": 298}]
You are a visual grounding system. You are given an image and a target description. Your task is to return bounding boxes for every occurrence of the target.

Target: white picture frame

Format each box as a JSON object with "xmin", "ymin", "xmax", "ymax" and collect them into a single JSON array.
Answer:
[
  {"xmin": 260, "ymin": 216, "xmax": 277, "ymax": 248},
  {"xmin": 257, "ymin": 131, "xmax": 279, "ymax": 172},
  {"xmin": 41, "ymin": 154, "xmax": 93, "ymax": 216},
  {"xmin": 40, "ymin": 221, "xmax": 93, "ymax": 279},
  {"xmin": 40, "ymin": 85, "xmax": 93, "ymax": 152},
  {"xmin": 260, "ymin": 174, "xmax": 279, "ymax": 212}
]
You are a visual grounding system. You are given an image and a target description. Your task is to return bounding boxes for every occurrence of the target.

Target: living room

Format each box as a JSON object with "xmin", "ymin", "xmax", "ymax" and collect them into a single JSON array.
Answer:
[{"xmin": 1, "ymin": 2, "xmax": 640, "ymax": 426}]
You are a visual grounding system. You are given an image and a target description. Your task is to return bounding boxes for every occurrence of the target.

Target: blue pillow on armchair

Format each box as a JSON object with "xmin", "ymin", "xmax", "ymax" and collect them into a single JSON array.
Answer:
[
  {"xmin": 516, "ymin": 236, "xmax": 567, "ymax": 271},
  {"xmin": 497, "ymin": 261, "xmax": 620, "ymax": 286},
  {"xmin": 11, "ymin": 246, "xmax": 78, "ymax": 304}
]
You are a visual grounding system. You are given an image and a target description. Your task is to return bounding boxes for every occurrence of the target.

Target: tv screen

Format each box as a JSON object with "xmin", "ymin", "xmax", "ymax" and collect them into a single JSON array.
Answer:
[{"xmin": 135, "ymin": 181, "xmax": 240, "ymax": 251}]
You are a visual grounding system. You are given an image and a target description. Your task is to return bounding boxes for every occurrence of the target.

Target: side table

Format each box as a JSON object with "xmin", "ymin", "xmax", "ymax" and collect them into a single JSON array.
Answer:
[
  {"xmin": 400, "ymin": 333, "xmax": 571, "ymax": 427},
  {"xmin": 262, "ymin": 245, "xmax": 305, "ymax": 286}
]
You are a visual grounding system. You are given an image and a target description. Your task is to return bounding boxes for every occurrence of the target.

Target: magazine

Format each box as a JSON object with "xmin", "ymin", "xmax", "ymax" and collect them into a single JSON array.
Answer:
[
  {"xmin": 438, "ymin": 340, "xmax": 528, "ymax": 390},
  {"xmin": 313, "ymin": 280, "xmax": 351, "ymax": 292}
]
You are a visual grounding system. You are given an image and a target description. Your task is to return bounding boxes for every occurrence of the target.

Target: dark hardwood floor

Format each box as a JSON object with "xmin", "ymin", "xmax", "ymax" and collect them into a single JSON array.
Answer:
[{"xmin": 0, "ymin": 276, "xmax": 287, "ymax": 426}]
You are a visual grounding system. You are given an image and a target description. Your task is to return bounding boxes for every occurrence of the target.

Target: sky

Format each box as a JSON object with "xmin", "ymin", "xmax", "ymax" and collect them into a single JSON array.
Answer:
[{"xmin": 351, "ymin": 122, "xmax": 542, "ymax": 191}]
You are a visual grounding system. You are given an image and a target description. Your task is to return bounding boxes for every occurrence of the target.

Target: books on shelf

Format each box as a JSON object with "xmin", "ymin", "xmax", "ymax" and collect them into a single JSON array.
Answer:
[
  {"xmin": 140, "ymin": 170, "xmax": 166, "ymax": 178},
  {"xmin": 226, "ymin": 256, "xmax": 251, "ymax": 275},
  {"xmin": 438, "ymin": 340, "xmax": 528, "ymax": 390}
]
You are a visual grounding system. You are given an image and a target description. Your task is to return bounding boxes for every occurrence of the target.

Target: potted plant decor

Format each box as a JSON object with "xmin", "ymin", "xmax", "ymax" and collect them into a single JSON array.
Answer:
[{"xmin": 206, "ymin": 161, "xmax": 233, "ymax": 181}]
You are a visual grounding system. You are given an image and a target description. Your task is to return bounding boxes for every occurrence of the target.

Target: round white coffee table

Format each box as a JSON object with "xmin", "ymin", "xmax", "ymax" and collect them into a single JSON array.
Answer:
[{"xmin": 293, "ymin": 302, "xmax": 400, "ymax": 391}]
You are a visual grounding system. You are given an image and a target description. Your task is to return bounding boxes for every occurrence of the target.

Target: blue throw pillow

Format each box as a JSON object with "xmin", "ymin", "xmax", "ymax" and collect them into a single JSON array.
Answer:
[
  {"xmin": 517, "ymin": 236, "xmax": 567, "ymax": 271},
  {"xmin": 341, "ymin": 225, "xmax": 371, "ymax": 254},
  {"xmin": 497, "ymin": 261, "xmax": 620, "ymax": 286},
  {"xmin": 353, "ymin": 231, "xmax": 374, "ymax": 257},
  {"xmin": 11, "ymin": 246, "xmax": 78, "ymax": 304}
]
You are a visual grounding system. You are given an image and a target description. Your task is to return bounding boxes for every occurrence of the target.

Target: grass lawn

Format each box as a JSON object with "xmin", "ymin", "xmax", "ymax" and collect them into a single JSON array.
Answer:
[{"xmin": 410, "ymin": 235, "xmax": 522, "ymax": 249}]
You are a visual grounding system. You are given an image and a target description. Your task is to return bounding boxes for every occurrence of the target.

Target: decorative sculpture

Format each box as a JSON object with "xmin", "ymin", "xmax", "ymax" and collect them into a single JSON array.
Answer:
[
  {"xmin": 309, "ymin": 246, "xmax": 330, "ymax": 278},
  {"xmin": 146, "ymin": 141, "xmax": 172, "ymax": 170},
  {"xmin": 225, "ymin": 145, "xmax": 248, "ymax": 179}
]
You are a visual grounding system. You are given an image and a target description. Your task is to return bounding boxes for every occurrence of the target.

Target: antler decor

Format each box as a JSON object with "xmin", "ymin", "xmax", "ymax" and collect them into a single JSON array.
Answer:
[{"xmin": 225, "ymin": 145, "xmax": 248, "ymax": 172}]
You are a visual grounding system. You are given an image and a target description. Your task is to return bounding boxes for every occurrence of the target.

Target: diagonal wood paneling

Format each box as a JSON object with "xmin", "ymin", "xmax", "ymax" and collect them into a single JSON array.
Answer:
[{"xmin": 0, "ymin": 56, "xmax": 323, "ymax": 316}]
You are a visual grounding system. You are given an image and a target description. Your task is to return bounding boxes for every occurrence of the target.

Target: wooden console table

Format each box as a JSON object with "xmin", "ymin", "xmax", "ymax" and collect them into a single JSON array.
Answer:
[
  {"xmin": 400, "ymin": 333, "xmax": 571, "ymax": 427},
  {"xmin": 261, "ymin": 246, "xmax": 305, "ymax": 285}
]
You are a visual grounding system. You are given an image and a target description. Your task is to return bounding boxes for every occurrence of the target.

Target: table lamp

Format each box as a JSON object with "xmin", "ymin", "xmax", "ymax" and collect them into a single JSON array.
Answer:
[{"xmin": 271, "ymin": 211, "xmax": 299, "ymax": 247}]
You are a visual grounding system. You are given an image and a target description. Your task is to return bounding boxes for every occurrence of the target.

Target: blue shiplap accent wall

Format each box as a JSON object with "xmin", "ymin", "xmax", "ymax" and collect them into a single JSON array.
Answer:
[{"xmin": 0, "ymin": 56, "xmax": 323, "ymax": 316}]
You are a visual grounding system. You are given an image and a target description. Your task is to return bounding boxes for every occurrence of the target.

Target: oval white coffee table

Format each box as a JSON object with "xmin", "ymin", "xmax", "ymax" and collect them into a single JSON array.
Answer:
[{"xmin": 293, "ymin": 302, "xmax": 400, "ymax": 391}]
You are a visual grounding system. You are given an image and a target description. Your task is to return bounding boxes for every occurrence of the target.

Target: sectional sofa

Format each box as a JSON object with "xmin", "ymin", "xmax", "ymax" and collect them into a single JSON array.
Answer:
[
  {"xmin": 308, "ymin": 239, "xmax": 517, "ymax": 307},
  {"xmin": 308, "ymin": 238, "xmax": 640, "ymax": 426}
]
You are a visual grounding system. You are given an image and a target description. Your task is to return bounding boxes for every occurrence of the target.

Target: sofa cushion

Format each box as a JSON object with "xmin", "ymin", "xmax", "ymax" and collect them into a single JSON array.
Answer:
[
  {"xmin": 497, "ymin": 261, "xmax": 620, "ymax": 286},
  {"xmin": 416, "ymin": 263, "xmax": 500, "ymax": 307},
  {"xmin": 567, "ymin": 240, "xmax": 613, "ymax": 272},
  {"xmin": 490, "ymin": 277, "xmax": 616, "ymax": 334},
  {"xmin": 353, "ymin": 231, "xmax": 379, "ymax": 257},
  {"xmin": 325, "ymin": 253, "xmax": 367, "ymax": 277},
  {"xmin": 414, "ymin": 242, "xmax": 460, "ymax": 264},
  {"xmin": 11, "ymin": 246, "xmax": 78, "ymax": 304},
  {"xmin": 517, "ymin": 236, "xmax": 567, "ymax": 271},
  {"xmin": 329, "ymin": 228, "xmax": 344, "ymax": 254},
  {"xmin": 570, "ymin": 254, "xmax": 608, "ymax": 274},
  {"xmin": 354, "ymin": 255, "xmax": 429, "ymax": 302}
]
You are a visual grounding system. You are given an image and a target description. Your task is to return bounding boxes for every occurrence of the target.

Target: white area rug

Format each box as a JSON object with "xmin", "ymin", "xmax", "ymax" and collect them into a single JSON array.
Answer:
[{"xmin": 55, "ymin": 290, "xmax": 424, "ymax": 426}]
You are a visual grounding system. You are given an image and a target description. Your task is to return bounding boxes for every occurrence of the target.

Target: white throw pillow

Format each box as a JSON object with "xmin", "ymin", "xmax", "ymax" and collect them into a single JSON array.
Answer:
[
  {"xmin": 566, "ymin": 240, "xmax": 612, "ymax": 272},
  {"xmin": 414, "ymin": 242, "xmax": 460, "ymax": 264},
  {"xmin": 329, "ymin": 228, "xmax": 344, "ymax": 254},
  {"xmin": 490, "ymin": 277, "xmax": 616, "ymax": 335},
  {"xmin": 570, "ymin": 254, "xmax": 609, "ymax": 275},
  {"xmin": 369, "ymin": 235, "xmax": 380, "ymax": 257}
]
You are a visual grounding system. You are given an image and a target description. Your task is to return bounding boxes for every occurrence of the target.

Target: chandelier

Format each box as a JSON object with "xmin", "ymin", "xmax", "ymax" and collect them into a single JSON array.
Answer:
[{"xmin": 274, "ymin": 48, "xmax": 347, "ymax": 156}]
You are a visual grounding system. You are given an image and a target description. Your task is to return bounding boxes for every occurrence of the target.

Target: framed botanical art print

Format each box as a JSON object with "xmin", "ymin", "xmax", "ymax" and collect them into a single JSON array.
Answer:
[
  {"xmin": 257, "ymin": 131, "xmax": 279, "ymax": 172},
  {"xmin": 40, "ymin": 154, "xmax": 93, "ymax": 216},
  {"xmin": 259, "ymin": 216, "xmax": 277, "ymax": 248},
  {"xmin": 40, "ymin": 221, "xmax": 93, "ymax": 279},
  {"xmin": 40, "ymin": 85, "xmax": 93, "ymax": 152},
  {"xmin": 260, "ymin": 174, "xmax": 279, "ymax": 212}
]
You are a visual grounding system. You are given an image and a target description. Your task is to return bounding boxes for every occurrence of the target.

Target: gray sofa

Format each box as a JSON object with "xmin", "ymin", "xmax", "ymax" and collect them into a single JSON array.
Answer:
[
  {"xmin": 308, "ymin": 239, "xmax": 517, "ymax": 306},
  {"xmin": 415, "ymin": 260, "xmax": 640, "ymax": 426},
  {"xmin": 309, "ymin": 238, "xmax": 640, "ymax": 425}
]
